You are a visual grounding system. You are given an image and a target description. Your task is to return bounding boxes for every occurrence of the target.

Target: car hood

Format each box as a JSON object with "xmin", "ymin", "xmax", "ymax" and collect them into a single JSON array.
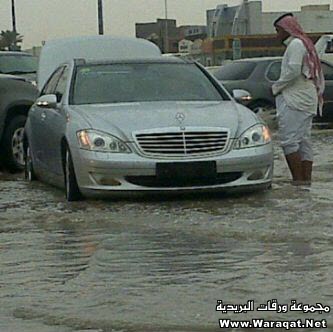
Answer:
[
  {"xmin": 219, "ymin": 80, "xmax": 247, "ymax": 88},
  {"xmin": 0, "ymin": 73, "xmax": 27, "ymax": 81},
  {"xmin": 69, "ymin": 101, "xmax": 243, "ymax": 140},
  {"xmin": 17, "ymin": 72, "xmax": 37, "ymax": 82},
  {"xmin": 0, "ymin": 72, "xmax": 37, "ymax": 86}
]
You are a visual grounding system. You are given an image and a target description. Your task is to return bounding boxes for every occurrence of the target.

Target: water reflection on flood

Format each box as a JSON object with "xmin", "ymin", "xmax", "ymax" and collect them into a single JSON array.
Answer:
[{"xmin": 0, "ymin": 130, "xmax": 332, "ymax": 332}]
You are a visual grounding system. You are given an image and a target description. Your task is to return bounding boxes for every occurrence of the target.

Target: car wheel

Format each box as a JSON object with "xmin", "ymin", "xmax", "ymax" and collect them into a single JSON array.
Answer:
[
  {"xmin": 64, "ymin": 147, "xmax": 82, "ymax": 202},
  {"xmin": 249, "ymin": 101, "xmax": 277, "ymax": 127},
  {"xmin": 249, "ymin": 101, "xmax": 275, "ymax": 114},
  {"xmin": 24, "ymin": 143, "xmax": 37, "ymax": 181},
  {"xmin": 1, "ymin": 115, "xmax": 27, "ymax": 172}
]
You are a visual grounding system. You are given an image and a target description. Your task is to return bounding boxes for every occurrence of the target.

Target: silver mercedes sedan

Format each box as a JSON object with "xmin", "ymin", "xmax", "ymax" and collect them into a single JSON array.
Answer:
[{"xmin": 24, "ymin": 57, "xmax": 273, "ymax": 201}]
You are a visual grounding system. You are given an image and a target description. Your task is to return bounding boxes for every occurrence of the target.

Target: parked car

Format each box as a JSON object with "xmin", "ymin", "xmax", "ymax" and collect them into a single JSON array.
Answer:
[
  {"xmin": 0, "ymin": 73, "xmax": 38, "ymax": 171},
  {"xmin": 212, "ymin": 57, "xmax": 333, "ymax": 121},
  {"xmin": 24, "ymin": 36, "xmax": 273, "ymax": 201},
  {"xmin": 315, "ymin": 34, "xmax": 333, "ymax": 59},
  {"xmin": 0, "ymin": 52, "xmax": 39, "ymax": 171},
  {"xmin": 0, "ymin": 51, "xmax": 38, "ymax": 85},
  {"xmin": 205, "ymin": 66, "xmax": 222, "ymax": 76}
]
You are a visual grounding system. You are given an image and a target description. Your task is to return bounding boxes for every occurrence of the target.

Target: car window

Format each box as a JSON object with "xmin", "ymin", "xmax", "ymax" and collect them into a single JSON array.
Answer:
[
  {"xmin": 71, "ymin": 63, "xmax": 226, "ymax": 105},
  {"xmin": 213, "ymin": 62, "xmax": 256, "ymax": 80},
  {"xmin": 41, "ymin": 67, "xmax": 65, "ymax": 96},
  {"xmin": 321, "ymin": 62, "xmax": 333, "ymax": 80},
  {"xmin": 266, "ymin": 61, "xmax": 332, "ymax": 81},
  {"xmin": 0, "ymin": 54, "xmax": 38, "ymax": 74},
  {"xmin": 266, "ymin": 61, "xmax": 282, "ymax": 81},
  {"xmin": 54, "ymin": 66, "xmax": 69, "ymax": 102}
]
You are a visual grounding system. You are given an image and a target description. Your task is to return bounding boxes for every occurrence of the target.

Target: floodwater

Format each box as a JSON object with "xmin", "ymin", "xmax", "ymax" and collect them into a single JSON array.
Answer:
[{"xmin": 0, "ymin": 130, "xmax": 332, "ymax": 332}]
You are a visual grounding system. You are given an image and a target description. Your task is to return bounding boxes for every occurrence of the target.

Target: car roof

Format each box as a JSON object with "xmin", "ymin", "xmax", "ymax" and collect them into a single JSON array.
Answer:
[
  {"xmin": 0, "ymin": 51, "xmax": 33, "ymax": 56},
  {"xmin": 232, "ymin": 56, "xmax": 332, "ymax": 66},
  {"xmin": 233, "ymin": 56, "xmax": 282, "ymax": 62},
  {"xmin": 0, "ymin": 73, "xmax": 26, "ymax": 80},
  {"xmin": 321, "ymin": 56, "xmax": 333, "ymax": 65}
]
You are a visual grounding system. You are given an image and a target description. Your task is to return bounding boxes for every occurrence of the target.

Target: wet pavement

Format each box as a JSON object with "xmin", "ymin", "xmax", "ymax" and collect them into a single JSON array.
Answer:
[{"xmin": 0, "ymin": 129, "xmax": 332, "ymax": 332}]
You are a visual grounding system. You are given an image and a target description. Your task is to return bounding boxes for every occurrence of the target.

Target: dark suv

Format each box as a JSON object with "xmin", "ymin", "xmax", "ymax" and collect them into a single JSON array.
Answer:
[
  {"xmin": 0, "ymin": 52, "xmax": 38, "ymax": 171},
  {"xmin": 212, "ymin": 57, "xmax": 333, "ymax": 121}
]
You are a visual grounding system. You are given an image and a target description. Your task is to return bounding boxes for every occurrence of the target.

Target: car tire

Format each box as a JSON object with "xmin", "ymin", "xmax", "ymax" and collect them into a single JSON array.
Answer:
[
  {"xmin": 249, "ymin": 101, "xmax": 277, "ymax": 128},
  {"xmin": 1, "ymin": 115, "xmax": 27, "ymax": 172},
  {"xmin": 249, "ymin": 101, "xmax": 275, "ymax": 114},
  {"xmin": 24, "ymin": 143, "xmax": 37, "ymax": 181},
  {"xmin": 64, "ymin": 147, "xmax": 82, "ymax": 202}
]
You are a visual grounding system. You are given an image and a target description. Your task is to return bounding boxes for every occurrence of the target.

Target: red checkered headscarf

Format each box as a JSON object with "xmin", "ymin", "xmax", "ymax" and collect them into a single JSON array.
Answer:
[{"xmin": 275, "ymin": 15, "xmax": 325, "ymax": 115}]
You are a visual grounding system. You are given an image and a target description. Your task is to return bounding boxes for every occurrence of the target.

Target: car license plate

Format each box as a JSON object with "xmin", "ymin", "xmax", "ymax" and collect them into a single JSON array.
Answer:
[{"xmin": 156, "ymin": 161, "xmax": 216, "ymax": 179}]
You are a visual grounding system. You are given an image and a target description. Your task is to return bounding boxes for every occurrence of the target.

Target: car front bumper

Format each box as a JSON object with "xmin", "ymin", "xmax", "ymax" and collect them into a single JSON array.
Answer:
[{"xmin": 70, "ymin": 144, "xmax": 273, "ymax": 197}]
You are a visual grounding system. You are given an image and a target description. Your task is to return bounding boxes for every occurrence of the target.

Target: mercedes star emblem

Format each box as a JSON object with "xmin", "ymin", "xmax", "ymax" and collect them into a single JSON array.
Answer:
[{"xmin": 175, "ymin": 112, "xmax": 185, "ymax": 124}]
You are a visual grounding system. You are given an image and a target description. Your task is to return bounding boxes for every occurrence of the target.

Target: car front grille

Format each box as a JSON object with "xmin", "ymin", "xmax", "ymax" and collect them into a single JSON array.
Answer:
[{"xmin": 134, "ymin": 128, "xmax": 230, "ymax": 158}]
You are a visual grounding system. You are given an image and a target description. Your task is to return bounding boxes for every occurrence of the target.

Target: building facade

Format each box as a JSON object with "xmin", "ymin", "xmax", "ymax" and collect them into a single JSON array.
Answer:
[
  {"xmin": 136, "ymin": 19, "xmax": 179, "ymax": 53},
  {"xmin": 178, "ymin": 25, "xmax": 207, "ymax": 41},
  {"xmin": 207, "ymin": 1, "xmax": 333, "ymax": 37},
  {"xmin": 135, "ymin": 2, "xmax": 333, "ymax": 65},
  {"xmin": 136, "ymin": 19, "xmax": 206, "ymax": 54},
  {"xmin": 262, "ymin": 4, "xmax": 333, "ymax": 34}
]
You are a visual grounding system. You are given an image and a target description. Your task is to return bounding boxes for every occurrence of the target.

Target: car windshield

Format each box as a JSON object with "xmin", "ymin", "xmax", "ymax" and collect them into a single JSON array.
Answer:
[
  {"xmin": 0, "ymin": 54, "xmax": 38, "ymax": 74},
  {"xmin": 214, "ymin": 61, "xmax": 256, "ymax": 80},
  {"xmin": 71, "ymin": 63, "xmax": 226, "ymax": 105}
]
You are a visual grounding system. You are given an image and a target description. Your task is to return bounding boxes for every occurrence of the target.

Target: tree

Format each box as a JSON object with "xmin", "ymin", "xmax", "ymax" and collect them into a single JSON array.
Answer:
[
  {"xmin": 0, "ymin": 38, "xmax": 6, "ymax": 51},
  {"xmin": 0, "ymin": 30, "xmax": 23, "ymax": 51}
]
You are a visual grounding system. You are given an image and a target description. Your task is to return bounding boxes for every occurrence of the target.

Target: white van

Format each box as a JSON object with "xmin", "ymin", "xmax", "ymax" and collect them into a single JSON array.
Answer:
[
  {"xmin": 316, "ymin": 34, "xmax": 333, "ymax": 64},
  {"xmin": 37, "ymin": 36, "xmax": 162, "ymax": 90}
]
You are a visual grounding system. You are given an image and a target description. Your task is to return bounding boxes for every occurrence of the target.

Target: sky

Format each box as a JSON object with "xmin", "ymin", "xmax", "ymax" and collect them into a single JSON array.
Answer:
[{"xmin": 0, "ymin": 0, "xmax": 332, "ymax": 49}]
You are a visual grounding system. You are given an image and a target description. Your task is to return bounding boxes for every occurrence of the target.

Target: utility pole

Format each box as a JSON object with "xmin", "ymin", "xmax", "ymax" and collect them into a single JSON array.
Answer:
[
  {"xmin": 10, "ymin": 0, "xmax": 18, "ymax": 50},
  {"xmin": 11, "ymin": 0, "xmax": 17, "ymax": 32},
  {"xmin": 231, "ymin": 0, "xmax": 244, "ymax": 60},
  {"xmin": 97, "ymin": 0, "xmax": 104, "ymax": 35},
  {"xmin": 164, "ymin": 0, "xmax": 168, "ymax": 53}
]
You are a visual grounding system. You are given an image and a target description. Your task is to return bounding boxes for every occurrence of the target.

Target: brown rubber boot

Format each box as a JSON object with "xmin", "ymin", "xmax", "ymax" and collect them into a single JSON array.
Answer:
[
  {"xmin": 285, "ymin": 152, "xmax": 304, "ymax": 183},
  {"xmin": 301, "ymin": 160, "xmax": 313, "ymax": 185}
]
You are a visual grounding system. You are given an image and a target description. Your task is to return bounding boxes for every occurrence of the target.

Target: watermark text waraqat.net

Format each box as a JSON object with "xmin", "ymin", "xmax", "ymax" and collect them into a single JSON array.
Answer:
[{"xmin": 216, "ymin": 299, "xmax": 330, "ymax": 330}]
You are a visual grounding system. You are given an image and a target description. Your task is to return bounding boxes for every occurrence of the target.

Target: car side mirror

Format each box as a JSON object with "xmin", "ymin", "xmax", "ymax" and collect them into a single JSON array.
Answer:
[
  {"xmin": 232, "ymin": 89, "xmax": 252, "ymax": 104},
  {"xmin": 36, "ymin": 94, "xmax": 57, "ymax": 108}
]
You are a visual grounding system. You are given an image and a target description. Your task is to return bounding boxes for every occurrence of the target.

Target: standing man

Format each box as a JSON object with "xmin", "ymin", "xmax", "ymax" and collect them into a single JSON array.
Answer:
[{"xmin": 272, "ymin": 13, "xmax": 325, "ymax": 186}]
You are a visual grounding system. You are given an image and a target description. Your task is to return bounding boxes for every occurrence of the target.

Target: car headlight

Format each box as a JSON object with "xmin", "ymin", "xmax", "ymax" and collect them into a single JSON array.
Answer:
[
  {"xmin": 77, "ymin": 130, "xmax": 131, "ymax": 153},
  {"xmin": 234, "ymin": 124, "xmax": 271, "ymax": 149}
]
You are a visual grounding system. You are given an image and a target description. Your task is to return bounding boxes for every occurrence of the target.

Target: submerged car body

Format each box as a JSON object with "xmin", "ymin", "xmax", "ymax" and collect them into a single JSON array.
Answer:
[
  {"xmin": 25, "ymin": 37, "xmax": 273, "ymax": 201},
  {"xmin": 0, "ymin": 52, "xmax": 38, "ymax": 171}
]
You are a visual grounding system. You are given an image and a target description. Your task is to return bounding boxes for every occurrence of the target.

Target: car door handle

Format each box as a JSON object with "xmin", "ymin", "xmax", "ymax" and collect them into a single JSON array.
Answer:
[{"xmin": 41, "ymin": 112, "xmax": 46, "ymax": 120}]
